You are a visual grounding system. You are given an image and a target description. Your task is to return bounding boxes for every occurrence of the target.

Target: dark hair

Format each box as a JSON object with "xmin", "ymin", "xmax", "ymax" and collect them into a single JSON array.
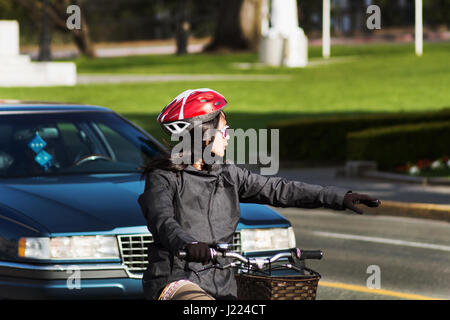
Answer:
[{"xmin": 141, "ymin": 112, "xmax": 223, "ymax": 177}]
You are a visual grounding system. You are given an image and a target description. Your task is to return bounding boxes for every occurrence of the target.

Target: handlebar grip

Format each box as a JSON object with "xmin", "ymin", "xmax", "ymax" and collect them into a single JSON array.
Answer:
[
  {"xmin": 177, "ymin": 248, "xmax": 217, "ymax": 260},
  {"xmin": 295, "ymin": 249, "xmax": 323, "ymax": 260}
]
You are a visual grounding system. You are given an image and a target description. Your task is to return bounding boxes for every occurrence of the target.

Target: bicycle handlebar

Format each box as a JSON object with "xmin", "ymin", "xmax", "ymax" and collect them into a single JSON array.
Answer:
[
  {"xmin": 296, "ymin": 249, "xmax": 323, "ymax": 260},
  {"xmin": 178, "ymin": 246, "xmax": 323, "ymax": 270}
]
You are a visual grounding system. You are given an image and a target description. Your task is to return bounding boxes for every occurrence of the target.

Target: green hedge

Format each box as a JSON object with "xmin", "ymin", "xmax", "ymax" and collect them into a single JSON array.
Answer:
[
  {"xmin": 347, "ymin": 121, "xmax": 450, "ymax": 170},
  {"xmin": 267, "ymin": 108, "xmax": 450, "ymax": 164}
]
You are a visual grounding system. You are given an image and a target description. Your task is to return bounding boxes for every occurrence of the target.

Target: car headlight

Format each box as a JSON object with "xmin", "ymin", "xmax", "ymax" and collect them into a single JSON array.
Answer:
[
  {"xmin": 240, "ymin": 227, "xmax": 296, "ymax": 252},
  {"xmin": 18, "ymin": 235, "xmax": 119, "ymax": 260}
]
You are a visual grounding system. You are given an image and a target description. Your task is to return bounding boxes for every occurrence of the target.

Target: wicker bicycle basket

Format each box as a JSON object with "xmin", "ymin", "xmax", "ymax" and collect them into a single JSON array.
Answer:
[{"xmin": 235, "ymin": 268, "xmax": 321, "ymax": 300}]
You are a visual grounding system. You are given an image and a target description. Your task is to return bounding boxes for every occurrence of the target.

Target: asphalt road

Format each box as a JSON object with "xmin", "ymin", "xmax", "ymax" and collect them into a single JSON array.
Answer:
[
  {"xmin": 275, "ymin": 208, "xmax": 450, "ymax": 300},
  {"xmin": 275, "ymin": 167, "xmax": 450, "ymax": 205}
]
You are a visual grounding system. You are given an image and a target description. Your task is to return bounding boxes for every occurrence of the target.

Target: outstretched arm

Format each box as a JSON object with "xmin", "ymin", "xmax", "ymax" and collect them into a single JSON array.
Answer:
[{"xmin": 231, "ymin": 165, "xmax": 380, "ymax": 214}]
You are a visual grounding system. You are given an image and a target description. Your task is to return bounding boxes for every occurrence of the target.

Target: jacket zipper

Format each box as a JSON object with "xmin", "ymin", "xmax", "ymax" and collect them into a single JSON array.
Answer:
[
  {"xmin": 207, "ymin": 177, "xmax": 219, "ymax": 243},
  {"xmin": 207, "ymin": 177, "xmax": 220, "ymax": 296}
]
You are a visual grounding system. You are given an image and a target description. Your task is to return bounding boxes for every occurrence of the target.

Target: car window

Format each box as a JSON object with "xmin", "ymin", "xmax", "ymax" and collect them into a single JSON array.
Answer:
[
  {"xmin": 57, "ymin": 122, "xmax": 95, "ymax": 164},
  {"xmin": 97, "ymin": 123, "xmax": 143, "ymax": 165},
  {"xmin": 0, "ymin": 112, "xmax": 161, "ymax": 178}
]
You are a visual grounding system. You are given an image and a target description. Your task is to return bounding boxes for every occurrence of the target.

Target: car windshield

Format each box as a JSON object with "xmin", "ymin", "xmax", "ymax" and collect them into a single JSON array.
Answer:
[{"xmin": 0, "ymin": 111, "xmax": 161, "ymax": 178}]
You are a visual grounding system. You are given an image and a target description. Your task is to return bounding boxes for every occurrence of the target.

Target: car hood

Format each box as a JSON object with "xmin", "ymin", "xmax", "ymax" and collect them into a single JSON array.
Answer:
[{"xmin": 0, "ymin": 174, "xmax": 289, "ymax": 235}]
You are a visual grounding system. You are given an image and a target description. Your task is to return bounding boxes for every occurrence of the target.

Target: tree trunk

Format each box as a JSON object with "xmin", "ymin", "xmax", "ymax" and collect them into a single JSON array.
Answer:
[
  {"xmin": 239, "ymin": 0, "xmax": 264, "ymax": 50},
  {"xmin": 176, "ymin": 0, "xmax": 190, "ymax": 55},
  {"xmin": 72, "ymin": 30, "xmax": 95, "ymax": 58},
  {"xmin": 69, "ymin": 0, "xmax": 96, "ymax": 58},
  {"xmin": 205, "ymin": 0, "xmax": 249, "ymax": 51},
  {"xmin": 38, "ymin": 0, "xmax": 52, "ymax": 61}
]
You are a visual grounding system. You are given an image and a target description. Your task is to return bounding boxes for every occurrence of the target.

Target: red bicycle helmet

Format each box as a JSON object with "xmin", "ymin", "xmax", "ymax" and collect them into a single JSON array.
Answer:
[{"xmin": 157, "ymin": 88, "xmax": 227, "ymax": 135}]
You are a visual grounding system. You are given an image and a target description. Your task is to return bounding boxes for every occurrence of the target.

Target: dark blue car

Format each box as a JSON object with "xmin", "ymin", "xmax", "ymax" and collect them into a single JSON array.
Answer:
[{"xmin": 0, "ymin": 101, "xmax": 296, "ymax": 299}]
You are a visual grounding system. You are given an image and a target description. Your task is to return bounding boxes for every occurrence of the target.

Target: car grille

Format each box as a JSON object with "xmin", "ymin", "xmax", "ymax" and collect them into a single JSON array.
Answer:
[
  {"xmin": 117, "ymin": 234, "xmax": 153, "ymax": 275},
  {"xmin": 230, "ymin": 231, "xmax": 242, "ymax": 252},
  {"xmin": 117, "ymin": 232, "xmax": 242, "ymax": 277}
]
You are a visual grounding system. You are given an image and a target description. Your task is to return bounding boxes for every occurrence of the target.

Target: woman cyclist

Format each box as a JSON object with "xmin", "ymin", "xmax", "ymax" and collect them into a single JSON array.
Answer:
[{"xmin": 138, "ymin": 88, "xmax": 380, "ymax": 300}]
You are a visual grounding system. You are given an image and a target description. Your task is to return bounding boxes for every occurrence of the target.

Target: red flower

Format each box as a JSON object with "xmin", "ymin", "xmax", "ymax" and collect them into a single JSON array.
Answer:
[
  {"xmin": 394, "ymin": 165, "xmax": 408, "ymax": 173},
  {"xmin": 416, "ymin": 159, "xmax": 431, "ymax": 169}
]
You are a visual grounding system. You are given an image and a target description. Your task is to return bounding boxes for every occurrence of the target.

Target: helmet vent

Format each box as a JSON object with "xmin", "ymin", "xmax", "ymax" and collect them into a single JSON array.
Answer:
[{"xmin": 163, "ymin": 121, "xmax": 191, "ymax": 135}]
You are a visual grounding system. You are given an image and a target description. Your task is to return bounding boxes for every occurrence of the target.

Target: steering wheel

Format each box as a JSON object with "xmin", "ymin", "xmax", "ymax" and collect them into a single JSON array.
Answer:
[{"xmin": 72, "ymin": 154, "xmax": 113, "ymax": 167}]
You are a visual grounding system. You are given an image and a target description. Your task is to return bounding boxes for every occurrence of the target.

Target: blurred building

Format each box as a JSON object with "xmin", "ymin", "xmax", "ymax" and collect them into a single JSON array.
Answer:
[
  {"xmin": 0, "ymin": 0, "xmax": 448, "ymax": 47},
  {"xmin": 300, "ymin": 0, "xmax": 448, "ymax": 39}
]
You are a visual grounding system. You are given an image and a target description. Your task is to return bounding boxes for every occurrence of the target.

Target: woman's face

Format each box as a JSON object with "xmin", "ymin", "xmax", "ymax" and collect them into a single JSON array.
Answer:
[{"xmin": 211, "ymin": 112, "xmax": 229, "ymax": 158}]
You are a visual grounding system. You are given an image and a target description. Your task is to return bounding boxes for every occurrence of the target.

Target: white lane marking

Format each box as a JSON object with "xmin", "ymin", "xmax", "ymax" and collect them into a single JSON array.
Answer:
[{"xmin": 312, "ymin": 231, "xmax": 450, "ymax": 252}]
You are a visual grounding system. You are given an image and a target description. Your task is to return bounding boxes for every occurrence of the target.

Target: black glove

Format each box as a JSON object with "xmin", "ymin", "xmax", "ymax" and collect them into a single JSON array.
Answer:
[
  {"xmin": 343, "ymin": 192, "xmax": 381, "ymax": 214},
  {"xmin": 185, "ymin": 242, "xmax": 211, "ymax": 265}
]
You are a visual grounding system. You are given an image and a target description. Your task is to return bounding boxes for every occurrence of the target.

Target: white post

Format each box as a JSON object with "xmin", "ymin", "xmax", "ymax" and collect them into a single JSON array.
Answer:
[
  {"xmin": 0, "ymin": 20, "xmax": 20, "ymax": 57},
  {"xmin": 261, "ymin": 0, "xmax": 269, "ymax": 37},
  {"xmin": 415, "ymin": 0, "xmax": 423, "ymax": 56},
  {"xmin": 322, "ymin": 0, "xmax": 330, "ymax": 58}
]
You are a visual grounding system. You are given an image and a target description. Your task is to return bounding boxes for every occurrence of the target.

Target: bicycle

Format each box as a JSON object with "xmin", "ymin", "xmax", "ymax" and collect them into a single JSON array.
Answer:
[{"xmin": 179, "ymin": 244, "xmax": 323, "ymax": 300}]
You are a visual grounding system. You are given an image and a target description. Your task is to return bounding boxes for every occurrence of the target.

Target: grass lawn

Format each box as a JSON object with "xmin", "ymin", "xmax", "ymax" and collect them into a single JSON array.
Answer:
[{"xmin": 1, "ymin": 42, "xmax": 449, "ymax": 141}]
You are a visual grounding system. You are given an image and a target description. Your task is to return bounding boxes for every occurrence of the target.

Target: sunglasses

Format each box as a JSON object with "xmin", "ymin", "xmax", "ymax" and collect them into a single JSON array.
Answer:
[{"xmin": 218, "ymin": 125, "xmax": 229, "ymax": 139}]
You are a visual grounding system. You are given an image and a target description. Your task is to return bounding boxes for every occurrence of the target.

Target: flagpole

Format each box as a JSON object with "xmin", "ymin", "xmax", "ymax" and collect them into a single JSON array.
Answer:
[
  {"xmin": 415, "ymin": 0, "xmax": 423, "ymax": 56},
  {"xmin": 322, "ymin": 0, "xmax": 330, "ymax": 58}
]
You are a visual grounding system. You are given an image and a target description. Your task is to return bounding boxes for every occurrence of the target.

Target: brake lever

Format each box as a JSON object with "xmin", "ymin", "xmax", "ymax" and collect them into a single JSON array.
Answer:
[
  {"xmin": 195, "ymin": 263, "xmax": 220, "ymax": 273},
  {"xmin": 288, "ymin": 249, "xmax": 306, "ymax": 269}
]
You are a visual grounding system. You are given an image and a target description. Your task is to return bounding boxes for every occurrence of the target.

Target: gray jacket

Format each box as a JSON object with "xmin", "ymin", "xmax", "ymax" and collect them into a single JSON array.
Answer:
[{"xmin": 138, "ymin": 163, "xmax": 350, "ymax": 299}]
